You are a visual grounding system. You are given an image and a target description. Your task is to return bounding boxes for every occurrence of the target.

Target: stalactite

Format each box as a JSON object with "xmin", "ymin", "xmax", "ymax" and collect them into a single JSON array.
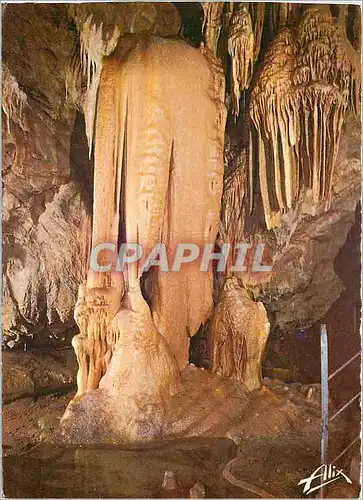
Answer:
[
  {"xmin": 337, "ymin": 5, "xmax": 349, "ymax": 30},
  {"xmin": 249, "ymin": 6, "xmax": 360, "ymax": 229},
  {"xmin": 297, "ymin": 6, "xmax": 360, "ymax": 204},
  {"xmin": 201, "ymin": 2, "xmax": 224, "ymax": 55},
  {"xmin": 298, "ymin": 6, "xmax": 360, "ymax": 116},
  {"xmin": 250, "ymin": 29, "xmax": 298, "ymax": 229},
  {"xmin": 222, "ymin": 2, "xmax": 264, "ymax": 119},
  {"xmin": 66, "ymin": 14, "xmax": 121, "ymax": 155},
  {"xmin": 228, "ymin": 6, "xmax": 254, "ymax": 118},
  {"xmin": 2, "ymin": 64, "xmax": 27, "ymax": 132},
  {"xmin": 268, "ymin": 3, "xmax": 295, "ymax": 35},
  {"xmin": 248, "ymin": 2, "xmax": 265, "ymax": 61}
]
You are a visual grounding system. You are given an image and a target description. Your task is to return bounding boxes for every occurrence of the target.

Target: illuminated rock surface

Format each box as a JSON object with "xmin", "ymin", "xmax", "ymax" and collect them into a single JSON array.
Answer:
[{"xmin": 1, "ymin": 4, "xmax": 361, "ymax": 469}]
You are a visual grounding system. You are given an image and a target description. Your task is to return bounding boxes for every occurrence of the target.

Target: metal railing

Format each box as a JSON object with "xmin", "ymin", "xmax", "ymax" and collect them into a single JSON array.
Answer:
[{"xmin": 320, "ymin": 323, "xmax": 361, "ymax": 496}]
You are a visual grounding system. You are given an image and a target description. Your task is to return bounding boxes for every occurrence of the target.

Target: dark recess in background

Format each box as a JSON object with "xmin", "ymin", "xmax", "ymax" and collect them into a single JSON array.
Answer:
[{"xmin": 172, "ymin": 2, "xmax": 204, "ymax": 46}]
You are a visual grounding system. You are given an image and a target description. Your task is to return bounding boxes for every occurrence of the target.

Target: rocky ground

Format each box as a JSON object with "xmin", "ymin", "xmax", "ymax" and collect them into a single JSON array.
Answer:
[{"xmin": 2, "ymin": 350, "xmax": 360, "ymax": 498}]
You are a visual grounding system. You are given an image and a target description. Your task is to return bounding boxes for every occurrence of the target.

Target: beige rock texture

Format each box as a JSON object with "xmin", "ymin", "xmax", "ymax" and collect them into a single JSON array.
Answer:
[
  {"xmin": 2, "ymin": 2, "xmax": 360, "ymax": 351},
  {"xmin": 2, "ymin": 4, "xmax": 92, "ymax": 347},
  {"xmin": 60, "ymin": 34, "xmax": 226, "ymax": 441},
  {"xmin": 2, "ymin": 349, "xmax": 77, "ymax": 398},
  {"xmin": 210, "ymin": 277, "xmax": 270, "ymax": 391},
  {"xmin": 234, "ymin": 116, "xmax": 361, "ymax": 334},
  {"xmin": 83, "ymin": 33, "xmax": 226, "ymax": 368}
]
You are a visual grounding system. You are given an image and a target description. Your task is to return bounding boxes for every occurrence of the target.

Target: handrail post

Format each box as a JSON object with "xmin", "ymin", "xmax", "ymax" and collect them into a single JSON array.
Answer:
[{"xmin": 320, "ymin": 324, "xmax": 329, "ymax": 498}]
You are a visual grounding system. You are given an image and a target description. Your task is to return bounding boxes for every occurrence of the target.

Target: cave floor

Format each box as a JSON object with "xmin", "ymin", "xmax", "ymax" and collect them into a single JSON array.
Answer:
[{"xmin": 2, "ymin": 366, "xmax": 359, "ymax": 498}]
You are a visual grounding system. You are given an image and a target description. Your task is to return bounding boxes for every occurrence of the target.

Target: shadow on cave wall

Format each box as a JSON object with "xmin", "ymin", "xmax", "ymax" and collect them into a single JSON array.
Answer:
[
  {"xmin": 263, "ymin": 203, "xmax": 361, "ymax": 402},
  {"xmin": 172, "ymin": 2, "xmax": 203, "ymax": 46},
  {"xmin": 69, "ymin": 111, "xmax": 94, "ymax": 217}
]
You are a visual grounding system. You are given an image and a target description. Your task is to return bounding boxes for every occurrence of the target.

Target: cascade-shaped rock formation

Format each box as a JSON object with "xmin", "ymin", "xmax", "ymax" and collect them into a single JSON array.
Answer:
[
  {"xmin": 210, "ymin": 277, "xmax": 270, "ymax": 391},
  {"xmin": 219, "ymin": 148, "xmax": 248, "ymax": 260},
  {"xmin": 62, "ymin": 35, "xmax": 226, "ymax": 441},
  {"xmin": 249, "ymin": 6, "xmax": 361, "ymax": 229}
]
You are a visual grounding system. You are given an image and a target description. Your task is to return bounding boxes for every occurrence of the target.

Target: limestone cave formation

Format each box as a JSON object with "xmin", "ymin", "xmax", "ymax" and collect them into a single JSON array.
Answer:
[{"xmin": 2, "ymin": 3, "xmax": 361, "ymax": 498}]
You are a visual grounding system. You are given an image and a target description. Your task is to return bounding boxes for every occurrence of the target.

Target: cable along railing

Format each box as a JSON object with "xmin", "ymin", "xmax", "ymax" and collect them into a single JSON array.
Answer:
[{"xmin": 320, "ymin": 323, "xmax": 361, "ymax": 496}]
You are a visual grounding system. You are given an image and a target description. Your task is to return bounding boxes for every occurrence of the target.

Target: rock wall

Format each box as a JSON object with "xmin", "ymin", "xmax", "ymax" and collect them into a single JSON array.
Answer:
[
  {"xmin": 2, "ymin": 5, "xmax": 91, "ymax": 348},
  {"xmin": 236, "ymin": 116, "xmax": 361, "ymax": 334},
  {"xmin": 2, "ymin": 3, "xmax": 361, "ymax": 350},
  {"xmin": 1, "ymin": 3, "xmax": 182, "ymax": 348}
]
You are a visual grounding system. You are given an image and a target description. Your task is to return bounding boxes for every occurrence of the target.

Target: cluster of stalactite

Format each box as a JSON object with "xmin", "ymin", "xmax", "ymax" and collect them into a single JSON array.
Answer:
[
  {"xmin": 249, "ymin": 6, "xmax": 361, "ymax": 229},
  {"xmin": 202, "ymin": 2, "xmax": 265, "ymax": 118},
  {"xmin": 202, "ymin": 5, "xmax": 360, "ymax": 231},
  {"xmin": 202, "ymin": 3, "xmax": 360, "ymax": 113},
  {"xmin": 214, "ymin": 6, "xmax": 360, "ymax": 399},
  {"xmin": 201, "ymin": 2, "xmax": 224, "ymax": 56},
  {"xmin": 2, "ymin": 63, "xmax": 27, "ymax": 132},
  {"xmin": 268, "ymin": 3, "xmax": 303, "ymax": 35}
]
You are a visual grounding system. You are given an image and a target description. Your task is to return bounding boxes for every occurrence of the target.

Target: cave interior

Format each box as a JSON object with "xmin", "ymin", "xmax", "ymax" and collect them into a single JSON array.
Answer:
[{"xmin": 1, "ymin": 2, "xmax": 362, "ymax": 498}]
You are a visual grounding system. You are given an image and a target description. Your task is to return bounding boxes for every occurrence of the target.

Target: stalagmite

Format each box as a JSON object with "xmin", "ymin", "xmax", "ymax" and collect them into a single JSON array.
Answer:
[
  {"xmin": 210, "ymin": 277, "xmax": 270, "ymax": 391},
  {"xmin": 202, "ymin": 2, "xmax": 264, "ymax": 119},
  {"xmin": 62, "ymin": 35, "xmax": 226, "ymax": 441},
  {"xmin": 249, "ymin": 6, "xmax": 360, "ymax": 229},
  {"xmin": 228, "ymin": 6, "xmax": 254, "ymax": 119}
]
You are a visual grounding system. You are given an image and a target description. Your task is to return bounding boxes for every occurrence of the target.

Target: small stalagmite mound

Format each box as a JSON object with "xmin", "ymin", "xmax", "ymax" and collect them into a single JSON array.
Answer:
[
  {"xmin": 60, "ymin": 286, "xmax": 181, "ymax": 443},
  {"xmin": 210, "ymin": 277, "xmax": 270, "ymax": 391}
]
